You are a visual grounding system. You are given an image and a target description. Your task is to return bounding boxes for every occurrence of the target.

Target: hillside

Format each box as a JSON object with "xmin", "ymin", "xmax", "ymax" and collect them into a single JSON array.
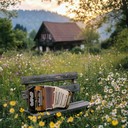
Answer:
[
  {"xmin": 0, "ymin": 10, "xmax": 117, "ymax": 41},
  {"xmin": 0, "ymin": 10, "xmax": 70, "ymax": 32}
]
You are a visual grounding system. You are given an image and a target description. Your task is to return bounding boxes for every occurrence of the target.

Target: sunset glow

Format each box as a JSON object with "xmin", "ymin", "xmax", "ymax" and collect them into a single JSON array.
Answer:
[{"xmin": 11, "ymin": 0, "xmax": 68, "ymax": 15}]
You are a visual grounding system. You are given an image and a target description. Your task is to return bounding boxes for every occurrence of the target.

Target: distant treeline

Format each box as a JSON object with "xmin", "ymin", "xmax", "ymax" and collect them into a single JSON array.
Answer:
[{"xmin": 12, "ymin": 10, "xmax": 70, "ymax": 32}]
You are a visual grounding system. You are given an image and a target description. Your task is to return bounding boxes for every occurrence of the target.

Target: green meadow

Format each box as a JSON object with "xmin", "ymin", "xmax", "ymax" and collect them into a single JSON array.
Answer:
[{"xmin": 0, "ymin": 50, "xmax": 127, "ymax": 128}]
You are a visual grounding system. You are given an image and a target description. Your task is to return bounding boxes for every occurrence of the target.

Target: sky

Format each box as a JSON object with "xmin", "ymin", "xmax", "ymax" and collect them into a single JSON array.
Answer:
[{"xmin": 12, "ymin": 0, "xmax": 68, "ymax": 16}]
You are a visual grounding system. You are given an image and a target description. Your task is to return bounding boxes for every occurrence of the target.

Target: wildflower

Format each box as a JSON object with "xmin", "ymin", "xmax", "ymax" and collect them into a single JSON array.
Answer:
[
  {"xmin": 109, "ymin": 89, "xmax": 113, "ymax": 93},
  {"xmin": 111, "ymin": 119, "xmax": 118, "ymax": 126},
  {"xmin": 67, "ymin": 116, "xmax": 74, "ymax": 123},
  {"xmin": 61, "ymin": 116, "xmax": 65, "ymax": 121},
  {"xmin": 56, "ymin": 120, "xmax": 62, "ymax": 125},
  {"xmin": 28, "ymin": 126, "xmax": 33, "ymax": 128},
  {"xmin": 121, "ymin": 117, "xmax": 127, "ymax": 123},
  {"xmin": 37, "ymin": 115, "xmax": 41, "ymax": 119},
  {"xmin": 98, "ymin": 125, "xmax": 103, "ymax": 128},
  {"xmin": 46, "ymin": 112, "xmax": 50, "ymax": 115},
  {"xmin": 95, "ymin": 98, "xmax": 101, "ymax": 105},
  {"xmin": 90, "ymin": 109, "xmax": 94, "ymax": 113},
  {"xmin": 56, "ymin": 112, "xmax": 62, "ymax": 117},
  {"xmin": 49, "ymin": 121, "xmax": 55, "ymax": 128},
  {"xmin": 55, "ymin": 121, "xmax": 61, "ymax": 128},
  {"xmin": 115, "ymin": 86, "xmax": 120, "ymax": 91},
  {"xmin": 39, "ymin": 121, "xmax": 45, "ymax": 127},
  {"xmin": 3, "ymin": 103, "xmax": 7, "ymax": 107},
  {"xmin": 9, "ymin": 101, "xmax": 16, "ymax": 106},
  {"xmin": 0, "ymin": 66, "xmax": 3, "ymax": 72},
  {"xmin": 107, "ymin": 117, "xmax": 112, "ymax": 122},
  {"xmin": 39, "ymin": 112, "xmax": 44, "ymax": 116},
  {"xmin": 9, "ymin": 108, "xmax": 15, "ymax": 114},
  {"xmin": 21, "ymin": 124, "xmax": 28, "ymax": 128},
  {"xmin": 122, "ymin": 89, "xmax": 127, "ymax": 94},
  {"xmin": 28, "ymin": 115, "xmax": 37, "ymax": 122},
  {"xmin": 76, "ymin": 113, "xmax": 80, "ymax": 117},
  {"xmin": 28, "ymin": 116, "xmax": 33, "ymax": 120},
  {"xmin": 14, "ymin": 114, "xmax": 18, "ymax": 119},
  {"xmin": 101, "ymin": 100, "xmax": 107, "ymax": 106},
  {"xmin": 104, "ymin": 88, "xmax": 108, "ymax": 93},
  {"xmin": 79, "ymin": 73, "xmax": 83, "ymax": 77},
  {"xmin": 31, "ymin": 116, "xmax": 37, "ymax": 122},
  {"xmin": 19, "ymin": 108, "xmax": 25, "ymax": 113},
  {"xmin": 79, "ymin": 111, "xmax": 83, "ymax": 115},
  {"xmin": 10, "ymin": 88, "xmax": 16, "ymax": 92}
]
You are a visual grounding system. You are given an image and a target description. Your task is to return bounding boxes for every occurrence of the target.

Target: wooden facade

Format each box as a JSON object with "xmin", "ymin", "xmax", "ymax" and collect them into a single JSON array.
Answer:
[{"xmin": 34, "ymin": 21, "xmax": 84, "ymax": 52}]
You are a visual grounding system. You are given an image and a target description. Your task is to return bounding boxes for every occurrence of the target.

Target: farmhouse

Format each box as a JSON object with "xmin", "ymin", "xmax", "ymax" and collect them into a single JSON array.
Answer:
[{"xmin": 34, "ymin": 21, "xmax": 84, "ymax": 52}]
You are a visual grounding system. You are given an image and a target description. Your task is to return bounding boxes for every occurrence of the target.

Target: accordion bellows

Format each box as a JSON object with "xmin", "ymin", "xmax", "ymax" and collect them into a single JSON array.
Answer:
[{"xmin": 28, "ymin": 86, "xmax": 72, "ymax": 112}]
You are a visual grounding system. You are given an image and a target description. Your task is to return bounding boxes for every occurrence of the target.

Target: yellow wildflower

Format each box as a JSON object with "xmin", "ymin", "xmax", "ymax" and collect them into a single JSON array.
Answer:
[
  {"xmin": 39, "ymin": 121, "xmax": 45, "ymax": 127},
  {"xmin": 19, "ymin": 108, "xmax": 25, "ymax": 113},
  {"xmin": 46, "ymin": 112, "xmax": 50, "ymax": 115},
  {"xmin": 107, "ymin": 117, "xmax": 112, "ymax": 122},
  {"xmin": 102, "ymin": 100, "xmax": 107, "ymax": 106},
  {"xmin": 14, "ymin": 114, "xmax": 18, "ymax": 119},
  {"xmin": 122, "ymin": 125, "xmax": 125, "ymax": 128},
  {"xmin": 61, "ymin": 116, "xmax": 65, "ymax": 121},
  {"xmin": 56, "ymin": 112, "xmax": 62, "ymax": 117},
  {"xmin": 111, "ymin": 119, "xmax": 119, "ymax": 126},
  {"xmin": 90, "ymin": 109, "xmax": 94, "ymax": 113},
  {"xmin": 67, "ymin": 116, "xmax": 74, "ymax": 123},
  {"xmin": 56, "ymin": 120, "xmax": 62, "ymax": 128},
  {"xmin": 9, "ymin": 101, "xmax": 16, "ymax": 106},
  {"xmin": 76, "ymin": 113, "xmax": 80, "ymax": 117},
  {"xmin": 28, "ymin": 126, "xmax": 33, "ymax": 128},
  {"xmin": 39, "ymin": 112, "xmax": 44, "ymax": 116},
  {"xmin": 21, "ymin": 124, "xmax": 27, "ymax": 128},
  {"xmin": 79, "ymin": 111, "xmax": 83, "ymax": 115},
  {"xmin": 31, "ymin": 116, "xmax": 37, "ymax": 122},
  {"xmin": 28, "ymin": 115, "xmax": 37, "ymax": 122},
  {"xmin": 38, "ymin": 115, "xmax": 41, "ymax": 119},
  {"xmin": 3, "ymin": 103, "xmax": 7, "ymax": 107},
  {"xmin": 28, "ymin": 116, "xmax": 33, "ymax": 121},
  {"xmin": 9, "ymin": 108, "xmax": 15, "ymax": 113},
  {"xmin": 49, "ymin": 121, "xmax": 55, "ymax": 128}
]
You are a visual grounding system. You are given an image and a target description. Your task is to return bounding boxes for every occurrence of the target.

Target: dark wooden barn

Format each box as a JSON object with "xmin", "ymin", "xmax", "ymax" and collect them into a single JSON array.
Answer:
[{"xmin": 34, "ymin": 21, "xmax": 84, "ymax": 52}]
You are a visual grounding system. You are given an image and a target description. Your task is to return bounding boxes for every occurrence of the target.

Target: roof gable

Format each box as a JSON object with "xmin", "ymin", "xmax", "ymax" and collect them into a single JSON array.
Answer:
[{"xmin": 34, "ymin": 21, "xmax": 83, "ymax": 42}]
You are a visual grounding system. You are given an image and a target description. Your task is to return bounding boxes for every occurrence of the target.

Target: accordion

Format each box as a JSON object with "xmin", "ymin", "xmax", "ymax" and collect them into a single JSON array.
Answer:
[{"xmin": 28, "ymin": 86, "xmax": 72, "ymax": 112}]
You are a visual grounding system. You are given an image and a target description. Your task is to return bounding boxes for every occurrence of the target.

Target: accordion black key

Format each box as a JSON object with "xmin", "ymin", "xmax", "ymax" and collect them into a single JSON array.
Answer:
[{"xmin": 28, "ymin": 86, "xmax": 72, "ymax": 112}]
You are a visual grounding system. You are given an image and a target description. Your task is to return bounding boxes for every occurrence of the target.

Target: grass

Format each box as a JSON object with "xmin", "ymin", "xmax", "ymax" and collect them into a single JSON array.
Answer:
[{"xmin": 0, "ymin": 50, "xmax": 127, "ymax": 128}]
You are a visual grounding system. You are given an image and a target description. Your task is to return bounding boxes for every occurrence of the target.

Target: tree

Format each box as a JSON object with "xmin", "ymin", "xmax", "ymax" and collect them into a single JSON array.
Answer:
[
  {"xmin": 0, "ymin": 18, "xmax": 15, "ymax": 50},
  {"xmin": 14, "ymin": 24, "xmax": 27, "ymax": 32},
  {"xmin": 82, "ymin": 27, "xmax": 99, "ymax": 47},
  {"xmin": 58, "ymin": 0, "xmax": 128, "ymax": 27},
  {"xmin": 28, "ymin": 30, "xmax": 37, "ymax": 49},
  {"xmin": 0, "ymin": 18, "xmax": 28, "ymax": 51},
  {"xmin": 114, "ymin": 28, "xmax": 128, "ymax": 52},
  {"xmin": 81, "ymin": 27, "xmax": 100, "ymax": 54},
  {"xmin": 13, "ymin": 29, "xmax": 28, "ymax": 50},
  {"xmin": 0, "ymin": 0, "xmax": 23, "ymax": 18},
  {"xmin": 0, "ymin": 0, "xmax": 22, "ymax": 10}
]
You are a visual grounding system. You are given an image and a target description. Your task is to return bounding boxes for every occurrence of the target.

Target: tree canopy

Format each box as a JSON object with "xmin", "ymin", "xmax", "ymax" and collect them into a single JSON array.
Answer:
[
  {"xmin": 0, "ymin": 0, "xmax": 22, "ymax": 10},
  {"xmin": 59, "ymin": 0, "xmax": 128, "ymax": 27},
  {"xmin": 0, "ymin": 18, "xmax": 28, "ymax": 51}
]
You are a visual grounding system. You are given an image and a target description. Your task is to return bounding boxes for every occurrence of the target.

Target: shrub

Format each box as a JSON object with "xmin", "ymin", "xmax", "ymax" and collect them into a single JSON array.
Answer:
[
  {"xmin": 89, "ymin": 47, "xmax": 101, "ymax": 55},
  {"xmin": 101, "ymin": 38, "xmax": 113, "ymax": 49},
  {"xmin": 71, "ymin": 46, "xmax": 84, "ymax": 54},
  {"xmin": 116, "ymin": 56, "xmax": 128, "ymax": 70},
  {"xmin": 114, "ymin": 28, "xmax": 128, "ymax": 52},
  {"xmin": 0, "ymin": 48, "xmax": 4, "ymax": 55}
]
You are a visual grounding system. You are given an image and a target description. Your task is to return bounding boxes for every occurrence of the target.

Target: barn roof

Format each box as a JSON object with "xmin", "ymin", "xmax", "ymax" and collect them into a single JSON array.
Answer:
[{"xmin": 34, "ymin": 21, "xmax": 84, "ymax": 42}]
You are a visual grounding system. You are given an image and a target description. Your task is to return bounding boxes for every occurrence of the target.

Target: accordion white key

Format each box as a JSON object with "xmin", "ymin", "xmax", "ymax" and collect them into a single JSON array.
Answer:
[{"xmin": 28, "ymin": 86, "xmax": 72, "ymax": 112}]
